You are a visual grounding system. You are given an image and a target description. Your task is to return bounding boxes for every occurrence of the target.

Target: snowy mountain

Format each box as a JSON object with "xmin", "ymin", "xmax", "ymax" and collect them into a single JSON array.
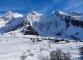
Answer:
[
  {"xmin": 0, "ymin": 11, "xmax": 24, "ymax": 33},
  {"xmin": 22, "ymin": 10, "xmax": 83, "ymax": 40},
  {"xmin": 0, "ymin": 11, "xmax": 83, "ymax": 40}
]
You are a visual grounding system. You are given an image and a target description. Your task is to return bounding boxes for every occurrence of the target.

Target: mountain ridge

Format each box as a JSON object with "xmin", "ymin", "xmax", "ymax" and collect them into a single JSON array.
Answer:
[{"xmin": 0, "ymin": 10, "xmax": 83, "ymax": 40}]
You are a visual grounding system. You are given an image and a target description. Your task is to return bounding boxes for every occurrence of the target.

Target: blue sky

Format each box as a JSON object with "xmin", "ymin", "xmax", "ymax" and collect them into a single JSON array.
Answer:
[{"xmin": 0, "ymin": 0, "xmax": 83, "ymax": 15}]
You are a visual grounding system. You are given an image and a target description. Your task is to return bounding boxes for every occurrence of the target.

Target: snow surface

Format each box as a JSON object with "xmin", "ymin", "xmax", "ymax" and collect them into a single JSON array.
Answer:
[{"xmin": 0, "ymin": 33, "xmax": 83, "ymax": 60}]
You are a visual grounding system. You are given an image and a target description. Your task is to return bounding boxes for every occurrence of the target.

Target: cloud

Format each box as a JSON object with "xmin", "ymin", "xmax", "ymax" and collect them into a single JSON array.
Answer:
[{"xmin": 64, "ymin": 0, "xmax": 83, "ymax": 11}]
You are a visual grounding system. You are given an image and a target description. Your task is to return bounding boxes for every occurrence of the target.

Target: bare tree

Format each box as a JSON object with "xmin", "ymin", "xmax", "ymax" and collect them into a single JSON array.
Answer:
[
  {"xmin": 79, "ymin": 46, "xmax": 83, "ymax": 55},
  {"xmin": 50, "ymin": 49, "xmax": 71, "ymax": 60},
  {"xmin": 79, "ymin": 46, "xmax": 83, "ymax": 60},
  {"xmin": 20, "ymin": 55, "xmax": 27, "ymax": 60}
]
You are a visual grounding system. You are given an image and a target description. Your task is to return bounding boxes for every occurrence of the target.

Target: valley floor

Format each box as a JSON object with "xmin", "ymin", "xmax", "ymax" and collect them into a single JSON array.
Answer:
[{"xmin": 0, "ymin": 34, "xmax": 83, "ymax": 60}]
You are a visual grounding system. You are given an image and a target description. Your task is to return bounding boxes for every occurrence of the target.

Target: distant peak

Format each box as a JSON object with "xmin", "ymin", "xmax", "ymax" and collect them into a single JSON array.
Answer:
[
  {"xmin": 52, "ymin": 10, "xmax": 68, "ymax": 16},
  {"xmin": 32, "ymin": 11, "xmax": 36, "ymax": 13},
  {"xmin": 69, "ymin": 11, "xmax": 82, "ymax": 16},
  {"xmin": 30, "ymin": 11, "xmax": 38, "ymax": 15},
  {"xmin": 56, "ymin": 10, "xmax": 59, "ymax": 12},
  {"xmin": 4, "ymin": 11, "xmax": 13, "ymax": 16},
  {"xmin": 1, "ymin": 11, "xmax": 14, "ymax": 20},
  {"xmin": 6, "ymin": 11, "xmax": 12, "ymax": 14},
  {"xmin": 52, "ymin": 10, "xmax": 61, "ymax": 13},
  {"xmin": 55, "ymin": 10, "xmax": 64, "ymax": 14},
  {"xmin": 7, "ymin": 11, "xmax": 12, "ymax": 13}
]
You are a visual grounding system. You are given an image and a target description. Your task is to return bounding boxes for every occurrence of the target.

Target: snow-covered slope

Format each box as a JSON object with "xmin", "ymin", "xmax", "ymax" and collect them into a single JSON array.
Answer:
[
  {"xmin": 22, "ymin": 11, "xmax": 83, "ymax": 40},
  {"xmin": 0, "ymin": 10, "xmax": 83, "ymax": 40},
  {"xmin": 0, "ymin": 11, "xmax": 24, "ymax": 33}
]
